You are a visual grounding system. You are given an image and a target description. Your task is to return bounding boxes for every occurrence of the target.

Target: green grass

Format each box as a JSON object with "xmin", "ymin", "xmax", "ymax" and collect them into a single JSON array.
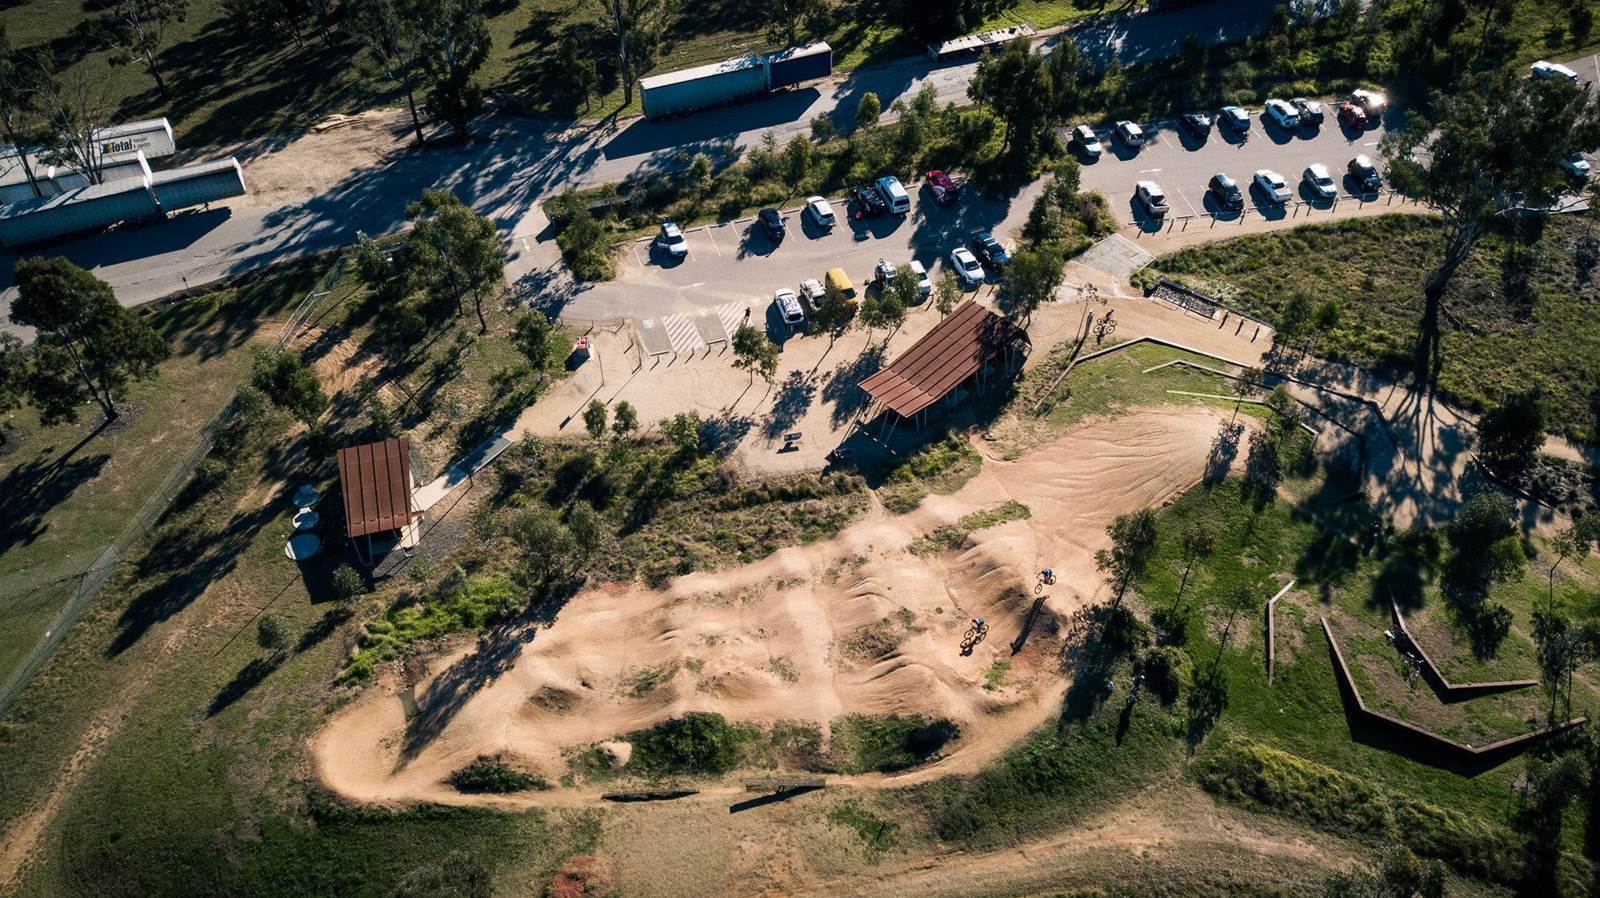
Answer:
[
  {"xmin": 827, "ymin": 799, "xmax": 902, "ymax": 859},
  {"xmin": 829, "ymin": 714, "xmax": 959, "ymax": 773},
  {"xmin": 1146, "ymin": 214, "xmax": 1600, "ymax": 444},
  {"xmin": 449, "ymin": 754, "xmax": 549, "ymax": 793},
  {"xmin": 344, "ymin": 572, "xmax": 518, "ymax": 681},
  {"xmin": 878, "ymin": 436, "xmax": 984, "ymax": 514},
  {"xmin": 622, "ymin": 712, "xmax": 761, "ymax": 778},
  {"xmin": 909, "ymin": 500, "xmax": 1032, "ymax": 555}
]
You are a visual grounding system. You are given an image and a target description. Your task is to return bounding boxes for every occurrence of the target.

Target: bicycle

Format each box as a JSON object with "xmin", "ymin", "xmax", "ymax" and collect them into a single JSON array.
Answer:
[
  {"xmin": 1034, "ymin": 569, "xmax": 1056, "ymax": 595},
  {"xmin": 960, "ymin": 620, "xmax": 990, "ymax": 654},
  {"xmin": 1094, "ymin": 316, "xmax": 1118, "ymax": 343}
]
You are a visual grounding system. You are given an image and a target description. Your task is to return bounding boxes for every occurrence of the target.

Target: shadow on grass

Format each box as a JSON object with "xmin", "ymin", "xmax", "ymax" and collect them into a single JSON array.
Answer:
[{"xmin": 208, "ymin": 653, "xmax": 284, "ymax": 717}]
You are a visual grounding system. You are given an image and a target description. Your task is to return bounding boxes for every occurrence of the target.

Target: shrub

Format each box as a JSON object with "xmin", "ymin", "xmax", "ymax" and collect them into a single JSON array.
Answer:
[
  {"xmin": 624, "ymin": 712, "xmax": 755, "ymax": 777},
  {"xmin": 331, "ymin": 564, "xmax": 365, "ymax": 607},
  {"xmin": 447, "ymin": 755, "xmax": 546, "ymax": 793},
  {"xmin": 1138, "ymin": 645, "xmax": 1190, "ymax": 705},
  {"xmin": 830, "ymin": 714, "xmax": 959, "ymax": 773}
]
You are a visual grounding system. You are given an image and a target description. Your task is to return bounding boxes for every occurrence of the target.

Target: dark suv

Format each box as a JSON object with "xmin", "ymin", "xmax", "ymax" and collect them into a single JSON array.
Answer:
[
  {"xmin": 850, "ymin": 185, "xmax": 887, "ymax": 218},
  {"xmin": 1179, "ymin": 112, "xmax": 1212, "ymax": 138},
  {"xmin": 1207, "ymin": 173, "xmax": 1244, "ymax": 212},
  {"xmin": 758, "ymin": 207, "xmax": 785, "ymax": 240},
  {"xmin": 1347, "ymin": 155, "xmax": 1383, "ymax": 193},
  {"xmin": 970, "ymin": 229, "xmax": 1010, "ymax": 266}
]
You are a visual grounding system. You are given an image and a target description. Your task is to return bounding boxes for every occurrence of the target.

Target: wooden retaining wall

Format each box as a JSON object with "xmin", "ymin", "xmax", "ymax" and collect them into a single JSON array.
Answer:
[
  {"xmin": 1388, "ymin": 601, "xmax": 1537, "ymax": 700},
  {"xmin": 1320, "ymin": 618, "xmax": 1583, "ymax": 765},
  {"xmin": 1265, "ymin": 580, "xmax": 1295, "ymax": 684}
]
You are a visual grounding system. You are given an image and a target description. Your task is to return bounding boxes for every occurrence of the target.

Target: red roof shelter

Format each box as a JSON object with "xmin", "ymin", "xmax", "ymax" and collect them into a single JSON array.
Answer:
[
  {"xmin": 858, "ymin": 301, "xmax": 1023, "ymax": 422},
  {"xmin": 337, "ymin": 438, "xmax": 420, "ymax": 547}
]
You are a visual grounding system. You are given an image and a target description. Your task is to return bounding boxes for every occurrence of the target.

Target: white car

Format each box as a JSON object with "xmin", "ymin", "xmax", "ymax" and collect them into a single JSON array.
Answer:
[
  {"xmin": 1350, "ymin": 88, "xmax": 1387, "ymax": 116},
  {"xmin": 1115, "ymin": 120, "xmax": 1146, "ymax": 146},
  {"xmin": 875, "ymin": 175, "xmax": 910, "ymax": 214},
  {"xmin": 1072, "ymin": 124, "xmax": 1103, "ymax": 157},
  {"xmin": 657, "ymin": 221, "xmax": 688, "ymax": 257},
  {"xmin": 805, "ymin": 195, "xmax": 836, "ymax": 228},
  {"xmin": 1253, "ymin": 169, "xmax": 1291, "ymax": 204},
  {"xmin": 1264, "ymin": 98, "xmax": 1299, "ymax": 129},
  {"xmin": 908, "ymin": 260, "xmax": 931, "ymax": 296},
  {"xmin": 798, "ymin": 278, "xmax": 825, "ymax": 308},
  {"xmin": 774, "ymin": 288, "xmax": 805, "ymax": 325},
  {"xmin": 1302, "ymin": 163, "xmax": 1337, "ymax": 200},
  {"xmin": 949, "ymin": 247, "xmax": 985, "ymax": 287},
  {"xmin": 1135, "ymin": 180, "xmax": 1168, "ymax": 216},
  {"xmin": 1564, "ymin": 153, "xmax": 1593, "ymax": 180},
  {"xmin": 1532, "ymin": 60, "xmax": 1580, "ymax": 83}
]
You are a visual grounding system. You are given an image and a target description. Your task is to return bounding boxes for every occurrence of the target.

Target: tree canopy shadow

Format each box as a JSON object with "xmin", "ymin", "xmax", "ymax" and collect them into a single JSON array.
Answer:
[{"xmin": 763, "ymin": 370, "xmax": 817, "ymax": 440}]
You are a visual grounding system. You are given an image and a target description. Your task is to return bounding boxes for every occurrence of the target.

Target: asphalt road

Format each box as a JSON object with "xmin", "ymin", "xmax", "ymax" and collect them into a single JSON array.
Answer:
[{"xmin": 0, "ymin": 0, "xmax": 1288, "ymax": 329}]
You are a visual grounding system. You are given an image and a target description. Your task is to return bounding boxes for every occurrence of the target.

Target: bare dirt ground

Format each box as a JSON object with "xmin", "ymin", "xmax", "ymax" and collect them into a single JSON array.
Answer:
[
  {"xmin": 210, "ymin": 107, "xmax": 418, "ymax": 210},
  {"xmin": 312, "ymin": 406, "xmax": 1247, "ymax": 806}
]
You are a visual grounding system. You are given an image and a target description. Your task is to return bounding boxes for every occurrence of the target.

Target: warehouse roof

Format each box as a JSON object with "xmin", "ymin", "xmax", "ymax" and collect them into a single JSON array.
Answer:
[
  {"xmin": 858, "ymin": 301, "xmax": 1021, "ymax": 418},
  {"xmin": 337, "ymin": 438, "xmax": 419, "ymax": 539}
]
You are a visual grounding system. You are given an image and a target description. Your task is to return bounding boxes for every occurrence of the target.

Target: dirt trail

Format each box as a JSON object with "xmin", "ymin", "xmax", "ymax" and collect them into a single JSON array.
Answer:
[{"xmin": 312, "ymin": 407, "xmax": 1247, "ymax": 807}]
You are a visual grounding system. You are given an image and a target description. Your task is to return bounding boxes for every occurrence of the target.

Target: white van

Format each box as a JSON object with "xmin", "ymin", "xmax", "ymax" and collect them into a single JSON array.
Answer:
[{"xmin": 875, "ymin": 176, "xmax": 910, "ymax": 214}]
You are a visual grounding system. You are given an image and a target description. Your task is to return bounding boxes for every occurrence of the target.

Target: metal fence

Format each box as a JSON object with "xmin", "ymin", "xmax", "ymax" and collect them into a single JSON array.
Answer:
[
  {"xmin": 0, "ymin": 257, "xmax": 347, "ymax": 719},
  {"xmin": 1126, "ymin": 189, "xmax": 1423, "ymax": 236}
]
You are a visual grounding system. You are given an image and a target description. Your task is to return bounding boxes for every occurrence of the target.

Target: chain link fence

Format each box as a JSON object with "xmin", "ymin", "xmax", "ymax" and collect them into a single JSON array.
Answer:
[{"xmin": 0, "ymin": 257, "xmax": 347, "ymax": 718}]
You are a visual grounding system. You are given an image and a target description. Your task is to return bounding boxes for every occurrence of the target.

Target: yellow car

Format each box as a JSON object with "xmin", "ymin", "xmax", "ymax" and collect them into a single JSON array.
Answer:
[{"xmin": 824, "ymin": 267, "xmax": 856, "ymax": 298}]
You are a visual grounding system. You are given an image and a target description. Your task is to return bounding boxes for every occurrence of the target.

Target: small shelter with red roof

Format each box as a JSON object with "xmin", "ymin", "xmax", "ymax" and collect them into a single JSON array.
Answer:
[
  {"xmin": 337, "ymin": 437, "xmax": 423, "ymax": 565},
  {"xmin": 857, "ymin": 300, "xmax": 1026, "ymax": 433}
]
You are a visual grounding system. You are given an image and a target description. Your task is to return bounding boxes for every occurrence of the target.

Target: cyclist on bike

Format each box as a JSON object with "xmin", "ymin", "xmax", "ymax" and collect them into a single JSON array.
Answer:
[
  {"xmin": 1040, "ymin": 567, "xmax": 1055, "ymax": 584},
  {"xmin": 971, "ymin": 617, "xmax": 985, "ymax": 629}
]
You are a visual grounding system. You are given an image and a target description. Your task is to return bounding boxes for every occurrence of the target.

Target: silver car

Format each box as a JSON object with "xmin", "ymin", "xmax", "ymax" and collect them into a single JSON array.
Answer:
[
  {"xmin": 1253, "ymin": 169, "xmax": 1291, "ymax": 205},
  {"xmin": 1302, "ymin": 163, "xmax": 1337, "ymax": 200}
]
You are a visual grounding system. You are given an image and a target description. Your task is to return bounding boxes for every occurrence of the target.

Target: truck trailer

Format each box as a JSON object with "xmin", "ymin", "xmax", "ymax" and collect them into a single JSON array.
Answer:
[
  {"xmin": 640, "ymin": 42, "xmax": 832, "ymax": 119},
  {"xmin": 0, "ymin": 156, "xmax": 245, "ymax": 251}
]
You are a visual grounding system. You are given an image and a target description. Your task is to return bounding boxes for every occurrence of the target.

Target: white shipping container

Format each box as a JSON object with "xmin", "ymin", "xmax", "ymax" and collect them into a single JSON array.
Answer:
[
  {"xmin": 0, "ymin": 174, "xmax": 160, "ymax": 249},
  {"xmin": 150, "ymin": 157, "xmax": 247, "ymax": 211}
]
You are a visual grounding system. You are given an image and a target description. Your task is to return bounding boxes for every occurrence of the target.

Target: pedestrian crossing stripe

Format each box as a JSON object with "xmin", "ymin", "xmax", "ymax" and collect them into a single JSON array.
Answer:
[{"xmin": 640, "ymin": 300, "xmax": 756, "ymax": 356}]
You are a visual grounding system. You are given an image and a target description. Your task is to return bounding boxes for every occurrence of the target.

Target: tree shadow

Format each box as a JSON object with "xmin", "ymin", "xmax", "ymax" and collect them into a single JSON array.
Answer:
[
  {"xmin": 0, "ymin": 440, "xmax": 111, "ymax": 558},
  {"xmin": 762, "ymin": 370, "xmax": 817, "ymax": 440},
  {"xmin": 1204, "ymin": 418, "xmax": 1243, "ymax": 486},
  {"xmin": 821, "ymin": 344, "xmax": 885, "ymax": 428},
  {"xmin": 399, "ymin": 620, "xmax": 539, "ymax": 763},
  {"xmin": 207, "ymin": 653, "xmax": 284, "ymax": 717}
]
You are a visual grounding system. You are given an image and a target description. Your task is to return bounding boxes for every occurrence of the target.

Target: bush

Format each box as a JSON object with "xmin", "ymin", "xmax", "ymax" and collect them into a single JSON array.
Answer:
[
  {"xmin": 1137, "ymin": 645, "xmax": 1190, "ymax": 705},
  {"xmin": 1193, "ymin": 736, "xmax": 1522, "ymax": 885},
  {"xmin": 331, "ymin": 564, "xmax": 365, "ymax": 607},
  {"xmin": 552, "ymin": 201, "xmax": 615, "ymax": 281},
  {"xmin": 830, "ymin": 714, "xmax": 958, "ymax": 773},
  {"xmin": 447, "ymin": 755, "xmax": 546, "ymax": 793},
  {"xmin": 624, "ymin": 712, "xmax": 755, "ymax": 777}
]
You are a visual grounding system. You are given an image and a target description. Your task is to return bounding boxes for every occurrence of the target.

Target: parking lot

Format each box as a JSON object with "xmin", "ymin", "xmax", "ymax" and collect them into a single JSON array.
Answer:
[
  {"xmin": 1071, "ymin": 111, "xmax": 1393, "ymax": 228},
  {"xmin": 572, "ymin": 100, "xmax": 1416, "ymax": 328}
]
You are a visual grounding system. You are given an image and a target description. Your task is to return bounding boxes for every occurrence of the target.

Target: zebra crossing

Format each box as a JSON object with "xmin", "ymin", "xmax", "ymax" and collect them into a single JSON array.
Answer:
[{"xmin": 638, "ymin": 300, "xmax": 758, "ymax": 358}]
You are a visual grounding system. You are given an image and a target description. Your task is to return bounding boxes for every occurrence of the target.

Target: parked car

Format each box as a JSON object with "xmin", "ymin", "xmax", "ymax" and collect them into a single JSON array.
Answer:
[
  {"xmin": 774, "ymin": 288, "xmax": 805, "ymax": 325},
  {"xmin": 1264, "ymin": 98, "xmax": 1300, "ymax": 129},
  {"xmin": 1071, "ymin": 124, "xmax": 1104, "ymax": 157},
  {"xmin": 1135, "ymin": 180, "xmax": 1169, "ymax": 216},
  {"xmin": 1302, "ymin": 163, "xmax": 1338, "ymax": 200},
  {"xmin": 970, "ymin": 229, "xmax": 1010, "ymax": 266},
  {"xmin": 875, "ymin": 175, "xmax": 910, "ymax": 214},
  {"xmin": 1219, "ymin": 105, "xmax": 1251, "ymax": 132},
  {"xmin": 1347, "ymin": 154, "xmax": 1383, "ymax": 192},
  {"xmin": 1252, "ymin": 169, "xmax": 1291, "ymax": 204},
  {"xmin": 1563, "ymin": 152, "xmax": 1593, "ymax": 180},
  {"xmin": 1350, "ymin": 89, "xmax": 1387, "ymax": 117},
  {"xmin": 1179, "ymin": 111, "xmax": 1213, "ymax": 138},
  {"xmin": 925, "ymin": 170, "xmax": 960, "ymax": 205},
  {"xmin": 873, "ymin": 258, "xmax": 897, "ymax": 286},
  {"xmin": 1115, "ymin": 120, "xmax": 1146, "ymax": 146},
  {"xmin": 1291, "ymin": 98, "xmax": 1325, "ymax": 126},
  {"xmin": 758, "ymin": 207, "xmax": 786, "ymax": 240},
  {"xmin": 949, "ymin": 247, "xmax": 986, "ymax": 287},
  {"xmin": 850, "ymin": 185, "xmax": 887, "ymax": 218},
  {"xmin": 799, "ymin": 278, "xmax": 826, "ymax": 308},
  {"xmin": 1207, "ymin": 172, "xmax": 1244, "ymax": 212},
  {"xmin": 1532, "ymin": 60, "xmax": 1580, "ymax": 83},
  {"xmin": 657, "ymin": 221, "xmax": 688, "ymax": 257},
  {"xmin": 1337, "ymin": 100, "xmax": 1369, "ymax": 129},
  {"xmin": 908, "ymin": 260, "xmax": 932, "ymax": 296},
  {"xmin": 824, "ymin": 267, "xmax": 856, "ymax": 297},
  {"xmin": 805, "ymin": 195, "xmax": 836, "ymax": 228}
]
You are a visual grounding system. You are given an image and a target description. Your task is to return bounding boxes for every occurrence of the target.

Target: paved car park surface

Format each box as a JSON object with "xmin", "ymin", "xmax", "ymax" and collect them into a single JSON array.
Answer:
[{"xmin": 1071, "ymin": 111, "xmax": 1392, "ymax": 228}]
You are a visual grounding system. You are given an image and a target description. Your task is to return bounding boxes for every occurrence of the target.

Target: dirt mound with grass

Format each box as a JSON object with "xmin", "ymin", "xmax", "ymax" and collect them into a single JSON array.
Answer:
[{"xmin": 311, "ymin": 407, "xmax": 1246, "ymax": 806}]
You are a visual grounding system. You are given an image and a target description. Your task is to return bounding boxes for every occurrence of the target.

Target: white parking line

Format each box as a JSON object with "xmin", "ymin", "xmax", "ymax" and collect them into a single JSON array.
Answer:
[
  {"xmin": 1169, "ymin": 183, "xmax": 1201, "ymax": 218},
  {"xmin": 704, "ymin": 227, "xmax": 724, "ymax": 257}
]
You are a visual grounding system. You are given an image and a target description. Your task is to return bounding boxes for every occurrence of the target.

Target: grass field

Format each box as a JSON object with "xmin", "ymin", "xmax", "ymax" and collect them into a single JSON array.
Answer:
[{"xmin": 1145, "ymin": 214, "xmax": 1600, "ymax": 445}]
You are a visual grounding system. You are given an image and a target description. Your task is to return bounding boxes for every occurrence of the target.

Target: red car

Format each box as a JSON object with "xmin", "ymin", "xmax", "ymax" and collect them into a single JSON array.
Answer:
[
  {"xmin": 1337, "ymin": 101, "xmax": 1369, "ymax": 130},
  {"xmin": 925, "ymin": 170, "xmax": 960, "ymax": 205}
]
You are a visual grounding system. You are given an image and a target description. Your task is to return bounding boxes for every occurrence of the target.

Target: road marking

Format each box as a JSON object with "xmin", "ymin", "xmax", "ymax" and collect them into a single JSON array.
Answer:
[
  {"xmin": 1169, "ymin": 183, "xmax": 1201, "ymax": 219},
  {"xmin": 521, "ymin": 238, "xmax": 531, "ymax": 253},
  {"xmin": 1139, "ymin": 167, "xmax": 1163, "ymax": 174},
  {"xmin": 1363, "ymin": 140, "xmax": 1379, "ymax": 146},
  {"xmin": 704, "ymin": 228, "xmax": 723, "ymax": 257}
]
